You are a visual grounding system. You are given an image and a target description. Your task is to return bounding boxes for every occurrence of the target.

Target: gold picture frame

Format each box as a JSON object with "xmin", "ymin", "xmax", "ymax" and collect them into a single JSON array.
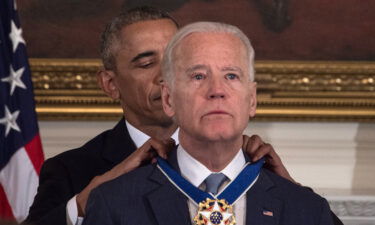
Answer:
[{"xmin": 30, "ymin": 58, "xmax": 375, "ymax": 122}]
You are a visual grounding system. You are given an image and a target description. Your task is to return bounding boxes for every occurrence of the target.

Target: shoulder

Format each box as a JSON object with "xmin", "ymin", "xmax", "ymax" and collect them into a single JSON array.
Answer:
[
  {"xmin": 39, "ymin": 120, "xmax": 130, "ymax": 188},
  {"xmin": 44, "ymin": 119, "xmax": 128, "ymax": 168},
  {"xmin": 42, "ymin": 128, "xmax": 110, "ymax": 168},
  {"xmin": 37, "ymin": 129, "xmax": 112, "ymax": 191},
  {"xmin": 261, "ymin": 169, "xmax": 326, "ymax": 203},
  {"xmin": 90, "ymin": 163, "xmax": 163, "ymax": 208},
  {"xmin": 87, "ymin": 164, "xmax": 158, "ymax": 215},
  {"xmin": 98, "ymin": 163, "xmax": 158, "ymax": 194},
  {"xmin": 259, "ymin": 169, "xmax": 333, "ymax": 223},
  {"xmin": 85, "ymin": 164, "xmax": 162, "ymax": 224},
  {"xmin": 251, "ymin": 169, "xmax": 335, "ymax": 224}
]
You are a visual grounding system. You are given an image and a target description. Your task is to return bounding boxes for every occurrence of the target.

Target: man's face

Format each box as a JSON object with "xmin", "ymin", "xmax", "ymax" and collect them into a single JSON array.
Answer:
[
  {"xmin": 111, "ymin": 19, "xmax": 178, "ymax": 127},
  {"xmin": 162, "ymin": 32, "xmax": 257, "ymax": 142}
]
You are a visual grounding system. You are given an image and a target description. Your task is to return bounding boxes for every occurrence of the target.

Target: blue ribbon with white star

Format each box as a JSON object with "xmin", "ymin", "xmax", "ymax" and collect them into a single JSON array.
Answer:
[{"xmin": 157, "ymin": 156, "xmax": 264, "ymax": 205}]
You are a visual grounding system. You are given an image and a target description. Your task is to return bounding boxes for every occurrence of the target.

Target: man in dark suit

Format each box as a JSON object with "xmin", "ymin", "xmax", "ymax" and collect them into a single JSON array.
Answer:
[
  {"xmin": 83, "ymin": 21, "xmax": 335, "ymax": 225},
  {"xmin": 24, "ymin": 7, "xmax": 295, "ymax": 225}
]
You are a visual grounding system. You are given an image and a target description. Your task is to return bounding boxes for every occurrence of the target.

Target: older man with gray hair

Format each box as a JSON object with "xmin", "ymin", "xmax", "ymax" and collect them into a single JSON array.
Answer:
[{"xmin": 82, "ymin": 21, "xmax": 335, "ymax": 225}]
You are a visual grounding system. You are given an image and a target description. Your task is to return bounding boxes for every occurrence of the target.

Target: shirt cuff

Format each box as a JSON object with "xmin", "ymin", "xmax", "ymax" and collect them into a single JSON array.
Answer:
[{"xmin": 66, "ymin": 195, "xmax": 84, "ymax": 225}]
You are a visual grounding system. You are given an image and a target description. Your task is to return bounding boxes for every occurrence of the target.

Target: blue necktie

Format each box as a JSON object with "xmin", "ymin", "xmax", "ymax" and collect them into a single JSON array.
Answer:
[{"xmin": 204, "ymin": 173, "xmax": 227, "ymax": 195}]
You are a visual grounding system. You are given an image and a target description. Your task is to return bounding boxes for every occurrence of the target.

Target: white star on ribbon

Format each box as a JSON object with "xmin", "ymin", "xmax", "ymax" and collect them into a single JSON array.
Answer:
[
  {"xmin": 199, "ymin": 201, "xmax": 233, "ymax": 225},
  {"xmin": 0, "ymin": 106, "xmax": 21, "ymax": 137},
  {"xmin": 1, "ymin": 65, "xmax": 26, "ymax": 95},
  {"xmin": 9, "ymin": 20, "xmax": 25, "ymax": 52}
]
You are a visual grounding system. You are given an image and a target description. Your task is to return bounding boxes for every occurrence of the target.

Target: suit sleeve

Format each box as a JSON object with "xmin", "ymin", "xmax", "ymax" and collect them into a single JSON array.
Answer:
[
  {"xmin": 82, "ymin": 187, "xmax": 114, "ymax": 225},
  {"xmin": 23, "ymin": 158, "xmax": 75, "ymax": 225}
]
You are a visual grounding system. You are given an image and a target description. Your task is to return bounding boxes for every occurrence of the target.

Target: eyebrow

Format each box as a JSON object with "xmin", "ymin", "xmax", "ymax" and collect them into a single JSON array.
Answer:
[
  {"xmin": 131, "ymin": 51, "xmax": 155, "ymax": 63},
  {"xmin": 185, "ymin": 64, "xmax": 209, "ymax": 74},
  {"xmin": 221, "ymin": 66, "xmax": 243, "ymax": 73},
  {"xmin": 185, "ymin": 65, "xmax": 243, "ymax": 74}
]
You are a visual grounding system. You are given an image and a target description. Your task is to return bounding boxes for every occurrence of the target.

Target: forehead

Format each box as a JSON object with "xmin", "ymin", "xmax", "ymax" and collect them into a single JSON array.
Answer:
[
  {"xmin": 117, "ymin": 19, "xmax": 178, "ymax": 57},
  {"xmin": 174, "ymin": 32, "xmax": 248, "ymax": 67}
]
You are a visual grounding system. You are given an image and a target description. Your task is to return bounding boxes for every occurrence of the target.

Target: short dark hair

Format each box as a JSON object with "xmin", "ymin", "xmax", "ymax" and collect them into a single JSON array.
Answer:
[{"xmin": 100, "ymin": 6, "xmax": 179, "ymax": 70}]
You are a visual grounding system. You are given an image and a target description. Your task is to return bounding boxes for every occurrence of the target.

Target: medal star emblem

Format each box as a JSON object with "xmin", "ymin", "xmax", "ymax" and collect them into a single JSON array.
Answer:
[{"xmin": 194, "ymin": 199, "xmax": 235, "ymax": 225}]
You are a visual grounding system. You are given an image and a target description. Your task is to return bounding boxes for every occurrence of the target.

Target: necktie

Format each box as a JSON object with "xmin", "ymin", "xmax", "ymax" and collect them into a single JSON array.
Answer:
[{"xmin": 204, "ymin": 173, "xmax": 227, "ymax": 195}]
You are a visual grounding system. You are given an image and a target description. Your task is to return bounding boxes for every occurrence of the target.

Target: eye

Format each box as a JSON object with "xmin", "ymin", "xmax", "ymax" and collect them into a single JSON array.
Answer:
[
  {"xmin": 226, "ymin": 73, "xmax": 238, "ymax": 80},
  {"xmin": 138, "ymin": 61, "xmax": 154, "ymax": 69},
  {"xmin": 193, "ymin": 73, "xmax": 205, "ymax": 80}
]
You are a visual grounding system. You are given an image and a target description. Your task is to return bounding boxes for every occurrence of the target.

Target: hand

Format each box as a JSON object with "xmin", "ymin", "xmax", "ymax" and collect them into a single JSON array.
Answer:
[
  {"xmin": 76, "ymin": 138, "xmax": 175, "ymax": 216},
  {"xmin": 242, "ymin": 135, "xmax": 298, "ymax": 184}
]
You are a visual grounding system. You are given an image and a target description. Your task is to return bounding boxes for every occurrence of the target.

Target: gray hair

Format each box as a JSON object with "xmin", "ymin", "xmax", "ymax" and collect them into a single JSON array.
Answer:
[
  {"xmin": 162, "ymin": 21, "xmax": 255, "ymax": 86},
  {"xmin": 100, "ymin": 6, "xmax": 179, "ymax": 70}
]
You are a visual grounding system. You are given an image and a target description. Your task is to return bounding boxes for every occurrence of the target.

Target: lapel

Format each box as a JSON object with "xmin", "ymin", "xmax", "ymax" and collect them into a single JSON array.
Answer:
[
  {"xmin": 146, "ymin": 147, "xmax": 191, "ymax": 225},
  {"xmin": 245, "ymin": 169, "xmax": 282, "ymax": 225},
  {"xmin": 101, "ymin": 117, "xmax": 137, "ymax": 164}
]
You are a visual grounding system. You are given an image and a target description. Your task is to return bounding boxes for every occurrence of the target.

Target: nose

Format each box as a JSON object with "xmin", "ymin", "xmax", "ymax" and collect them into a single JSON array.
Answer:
[
  {"xmin": 207, "ymin": 77, "xmax": 226, "ymax": 99},
  {"xmin": 153, "ymin": 65, "xmax": 163, "ymax": 85}
]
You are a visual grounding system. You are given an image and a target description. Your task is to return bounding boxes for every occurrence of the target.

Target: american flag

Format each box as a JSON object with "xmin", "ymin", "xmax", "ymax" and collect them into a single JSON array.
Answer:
[
  {"xmin": 263, "ymin": 210, "xmax": 273, "ymax": 217},
  {"xmin": 0, "ymin": 0, "xmax": 44, "ymax": 222}
]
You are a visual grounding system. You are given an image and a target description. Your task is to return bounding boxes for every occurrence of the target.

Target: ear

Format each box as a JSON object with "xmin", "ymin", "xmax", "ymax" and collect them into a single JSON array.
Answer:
[
  {"xmin": 248, "ymin": 82, "xmax": 257, "ymax": 118},
  {"xmin": 97, "ymin": 69, "xmax": 120, "ymax": 100},
  {"xmin": 161, "ymin": 83, "xmax": 175, "ymax": 117}
]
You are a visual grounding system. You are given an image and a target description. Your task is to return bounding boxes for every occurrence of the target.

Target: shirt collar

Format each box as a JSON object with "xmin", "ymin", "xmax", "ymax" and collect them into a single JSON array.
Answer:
[
  {"xmin": 125, "ymin": 120, "xmax": 179, "ymax": 148},
  {"xmin": 177, "ymin": 145, "xmax": 246, "ymax": 187}
]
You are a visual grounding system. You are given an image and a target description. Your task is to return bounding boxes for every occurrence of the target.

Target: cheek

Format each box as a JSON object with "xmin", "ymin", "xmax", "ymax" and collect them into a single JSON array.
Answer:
[
  {"xmin": 172, "ymin": 92, "xmax": 198, "ymax": 119},
  {"xmin": 230, "ymin": 91, "xmax": 252, "ymax": 115}
]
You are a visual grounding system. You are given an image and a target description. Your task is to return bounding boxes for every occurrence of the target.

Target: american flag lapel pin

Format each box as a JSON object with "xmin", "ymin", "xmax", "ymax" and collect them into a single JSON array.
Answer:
[{"xmin": 263, "ymin": 210, "xmax": 273, "ymax": 217}]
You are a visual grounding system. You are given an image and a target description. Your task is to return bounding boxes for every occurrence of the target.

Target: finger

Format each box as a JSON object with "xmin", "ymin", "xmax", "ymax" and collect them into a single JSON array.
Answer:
[
  {"xmin": 264, "ymin": 156, "xmax": 296, "ymax": 183},
  {"xmin": 149, "ymin": 138, "xmax": 175, "ymax": 159},
  {"xmin": 137, "ymin": 141, "xmax": 157, "ymax": 158},
  {"xmin": 244, "ymin": 135, "xmax": 264, "ymax": 156},
  {"xmin": 251, "ymin": 144, "xmax": 272, "ymax": 162},
  {"xmin": 259, "ymin": 144, "xmax": 284, "ymax": 169},
  {"xmin": 162, "ymin": 138, "xmax": 176, "ymax": 155},
  {"xmin": 263, "ymin": 144, "xmax": 281, "ymax": 164},
  {"xmin": 162, "ymin": 138, "xmax": 176, "ymax": 149},
  {"xmin": 137, "ymin": 143, "xmax": 157, "ymax": 165},
  {"xmin": 242, "ymin": 135, "xmax": 250, "ymax": 150},
  {"xmin": 115, "ymin": 141, "xmax": 154, "ymax": 169}
]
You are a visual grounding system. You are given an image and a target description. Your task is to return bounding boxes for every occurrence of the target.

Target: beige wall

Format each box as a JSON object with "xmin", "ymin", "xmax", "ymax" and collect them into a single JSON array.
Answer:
[{"xmin": 39, "ymin": 120, "xmax": 375, "ymax": 194}]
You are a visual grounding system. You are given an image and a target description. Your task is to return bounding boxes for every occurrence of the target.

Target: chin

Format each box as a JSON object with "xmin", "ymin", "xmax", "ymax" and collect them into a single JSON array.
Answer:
[
  {"xmin": 157, "ymin": 115, "xmax": 174, "ymax": 127},
  {"xmin": 199, "ymin": 127, "xmax": 238, "ymax": 142}
]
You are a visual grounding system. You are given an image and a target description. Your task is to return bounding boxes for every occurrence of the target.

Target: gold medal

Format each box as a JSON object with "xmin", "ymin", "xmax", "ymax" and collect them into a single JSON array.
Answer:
[{"xmin": 194, "ymin": 198, "xmax": 235, "ymax": 225}]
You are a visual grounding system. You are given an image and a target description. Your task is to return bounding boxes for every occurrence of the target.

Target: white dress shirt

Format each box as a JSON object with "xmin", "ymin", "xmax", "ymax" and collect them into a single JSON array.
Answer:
[
  {"xmin": 177, "ymin": 145, "xmax": 248, "ymax": 225},
  {"xmin": 66, "ymin": 120, "xmax": 179, "ymax": 225}
]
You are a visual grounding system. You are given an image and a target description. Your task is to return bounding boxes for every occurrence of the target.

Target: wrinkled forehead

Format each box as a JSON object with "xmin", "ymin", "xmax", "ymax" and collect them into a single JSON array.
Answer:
[
  {"xmin": 174, "ymin": 32, "xmax": 248, "ymax": 59},
  {"xmin": 172, "ymin": 32, "xmax": 249, "ymax": 67}
]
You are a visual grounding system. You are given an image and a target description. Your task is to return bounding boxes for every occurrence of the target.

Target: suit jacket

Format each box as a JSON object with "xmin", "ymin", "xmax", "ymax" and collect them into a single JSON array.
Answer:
[
  {"xmin": 24, "ymin": 118, "xmax": 136, "ymax": 225},
  {"xmin": 83, "ymin": 149, "xmax": 335, "ymax": 225}
]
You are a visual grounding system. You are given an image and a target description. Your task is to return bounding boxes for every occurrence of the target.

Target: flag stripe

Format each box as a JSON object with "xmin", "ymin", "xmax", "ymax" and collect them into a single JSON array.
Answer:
[
  {"xmin": 0, "ymin": 147, "xmax": 39, "ymax": 222},
  {"xmin": 1, "ymin": 0, "xmax": 44, "ymax": 221},
  {"xmin": 24, "ymin": 134, "xmax": 44, "ymax": 175},
  {"xmin": 0, "ymin": 184, "xmax": 15, "ymax": 221}
]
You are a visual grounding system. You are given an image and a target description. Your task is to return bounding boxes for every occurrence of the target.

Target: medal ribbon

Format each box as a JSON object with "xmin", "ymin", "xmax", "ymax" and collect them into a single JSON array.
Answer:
[{"xmin": 156, "ymin": 156, "xmax": 264, "ymax": 205}]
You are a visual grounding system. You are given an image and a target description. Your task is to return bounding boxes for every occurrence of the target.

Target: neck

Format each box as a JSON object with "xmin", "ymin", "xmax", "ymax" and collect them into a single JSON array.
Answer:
[
  {"xmin": 142, "ymin": 123, "xmax": 178, "ymax": 140},
  {"xmin": 179, "ymin": 132, "xmax": 242, "ymax": 172}
]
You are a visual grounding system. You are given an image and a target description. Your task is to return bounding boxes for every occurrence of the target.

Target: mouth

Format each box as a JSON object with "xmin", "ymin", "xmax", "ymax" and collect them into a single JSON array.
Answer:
[{"xmin": 204, "ymin": 110, "xmax": 230, "ymax": 116}]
